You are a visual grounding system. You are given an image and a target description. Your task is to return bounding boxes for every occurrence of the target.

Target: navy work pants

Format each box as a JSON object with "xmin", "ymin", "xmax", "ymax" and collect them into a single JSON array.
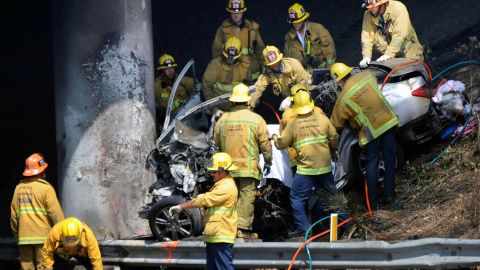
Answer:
[
  {"xmin": 206, "ymin": 242, "xmax": 234, "ymax": 270},
  {"xmin": 365, "ymin": 128, "xmax": 397, "ymax": 208}
]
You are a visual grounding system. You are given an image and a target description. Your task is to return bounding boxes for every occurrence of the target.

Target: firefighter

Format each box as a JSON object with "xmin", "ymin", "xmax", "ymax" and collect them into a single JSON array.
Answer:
[
  {"xmin": 272, "ymin": 90, "xmax": 338, "ymax": 237},
  {"xmin": 203, "ymin": 36, "xmax": 252, "ymax": 112},
  {"xmin": 251, "ymin": 45, "xmax": 312, "ymax": 108},
  {"xmin": 279, "ymin": 84, "xmax": 326, "ymax": 173},
  {"xmin": 42, "ymin": 217, "xmax": 102, "ymax": 270},
  {"xmin": 155, "ymin": 54, "xmax": 195, "ymax": 122},
  {"xmin": 330, "ymin": 62, "xmax": 399, "ymax": 208},
  {"xmin": 169, "ymin": 152, "xmax": 238, "ymax": 270},
  {"xmin": 10, "ymin": 153, "xmax": 64, "ymax": 270},
  {"xmin": 284, "ymin": 3, "xmax": 336, "ymax": 72},
  {"xmin": 359, "ymin": 0, "xmax": 423, "ymax": 68},
  {"xmin": 214, "ymin": 83, "xmax": 272, "ymax": 238},
  {"xmin": 212, "ymin": 0, "xmax": 265, "ymax": 79}
]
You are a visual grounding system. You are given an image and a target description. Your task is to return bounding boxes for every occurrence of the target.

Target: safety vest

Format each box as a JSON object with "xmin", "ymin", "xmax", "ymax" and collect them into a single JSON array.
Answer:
[
  {"xmin": 214, "ymin": 106, "xmax": 272, "ymax": 180},
  {"xmin": 10, "ymin": 178, "xmax": 64, "ymax": 245},
  {"xmin": 330, "ymin": 71, "xmax": 399, "ymax": 146},
  {"xmin": 275, "ymin": 111, "xmax": 338, "ymax": 175},
  {"xmin": 191, "ymin": 177, "xmax": 238, "ymax": 244}
]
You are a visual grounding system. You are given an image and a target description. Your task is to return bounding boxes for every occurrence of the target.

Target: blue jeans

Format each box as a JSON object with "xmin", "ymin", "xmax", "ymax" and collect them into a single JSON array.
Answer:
[
  {"xmin": 206, "ymin": 243, "xmax": 234, "ymax": 270},
  {"xmin": 365, "ymin": 128, "xmax": 396, "ymax": 208},
  {"xmin": 290, "ymin": 172, "xmax": 335, "ymax": 232}
]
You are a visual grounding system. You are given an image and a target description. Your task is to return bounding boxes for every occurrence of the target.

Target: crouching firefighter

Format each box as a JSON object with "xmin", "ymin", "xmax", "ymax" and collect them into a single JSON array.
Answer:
[
  {"xmin": 169, "ymin": 152, "xmax": 238, "ymax": 270},
  {"xmin": 42, "ymin": 217, "xmax": 102, "ymax": 270}
]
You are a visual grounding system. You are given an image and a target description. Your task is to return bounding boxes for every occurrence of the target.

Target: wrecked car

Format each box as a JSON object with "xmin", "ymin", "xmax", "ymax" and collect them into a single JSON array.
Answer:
[{"xmin": 139, "ymin": 58, "xmax": 445, "ymax": 241}]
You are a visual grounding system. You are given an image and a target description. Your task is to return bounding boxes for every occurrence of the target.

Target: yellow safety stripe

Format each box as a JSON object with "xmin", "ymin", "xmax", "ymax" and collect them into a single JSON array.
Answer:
[
  {"xmin": 343, "ymin": 76, "xmax": 398, "ymax": 139},
  {"xmin": 214, "ymin": 82, "xmax": 240, "ymax": 92},
  {"xmin": 241, "ymin": 47, "xmax": 253, "ymax": 55},
  {"xmin": 293, "ymin": 135, "xmax": 327, "ymax": 149},
  {"xmin": 204, "ymin": 235, "xmax": 236, "ymax": 244},
  {"xmin": 306, "ymin": 39, "xmax": 311, "ymax": 55},
  {"xmin": 296, "ymin": 165, "xmax": 332, "ymax": 175},
  {"xmin": 205, "ymin": 207, "xmax": 236, "ymax": 215},
  {"xmin": 18, "ymin": 236, "xmax": 47, "ymax": 245},
  {"xmin": 289, "ymin": 159, "xmax": 297, "ymax": 167},
  {"xmin": 18, "ymin": 207, "xmax": 48, "ymax": 215}
]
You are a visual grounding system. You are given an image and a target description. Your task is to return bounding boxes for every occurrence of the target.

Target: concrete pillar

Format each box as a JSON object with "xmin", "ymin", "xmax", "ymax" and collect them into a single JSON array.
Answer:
[{"xmin": 53, "ymin": 0, "xmax": 155, "ymax": 239}]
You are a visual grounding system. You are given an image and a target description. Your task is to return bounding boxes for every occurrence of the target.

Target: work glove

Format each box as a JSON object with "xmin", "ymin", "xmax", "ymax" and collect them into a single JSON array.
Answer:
[
  {"xmin": 269, "ymin": 134, "xmax": 278, "ymax": 141},
  {"xmin": 168, "ymin": 205, "xmax": 182, "ymax": 216},
  {"xmin": 376, "ymin": 54, "xmax": 391, "ymax": 62},
  {"xmin": 278, "ymin": 96, "xmax": 292, "ymax": 111},
  {"xmin": 359, "ymin": 57, "xmax": 371, "ymax": 68},
  {"xmin": 213, "ymin": 109, "xmax": 224, "ymax": 119},
  {"xmin": 263, "ymin": 163, "xmax": 272, "ymax": 176}
]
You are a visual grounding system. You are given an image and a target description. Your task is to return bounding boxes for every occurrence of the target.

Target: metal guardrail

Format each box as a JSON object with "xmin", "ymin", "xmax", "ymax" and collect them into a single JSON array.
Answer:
[{"xmin": 2, "ymin": 238, "xmax": 480, "ymax": 269}]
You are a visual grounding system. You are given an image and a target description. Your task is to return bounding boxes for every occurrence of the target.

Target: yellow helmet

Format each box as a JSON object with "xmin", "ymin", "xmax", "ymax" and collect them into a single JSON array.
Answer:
[
  {"xmin": 287, "ymin": 3, "xmax": 310, "ymax": 24},
  {"xmin": 330, "ymin": 62, "xmax": 353, "ymax": 82},
  {"xmin": 263, "ymin": 45, "xmax": 283, "ymax": 66},
  {"xmin": 223, "ymin": 36, "xmax": 242, "ymax": 61},
  {"xmin": 226, "ymin": 0, "xmax": 247, "ymax": 13},
  {"xmin": 289, "ymin": 84, "xmax": 308, "ymax": 101},
  {"xmin": 206, "ymin": 152, "xmax": 238, "ymax": 171},
  {"xmin": 293, "ymin": 90, "xmax": 314, "ymax": 115},
  {"xmin": 61, "ymin": 217, "xmax": 83, "ymax": 247},
  {"xmin": 229, "ymin": 83, "xmax": 251, "ymax": 102},
  {"xmin": 157, "ymin": 54, "xmax": 177, "ymax": 70}
]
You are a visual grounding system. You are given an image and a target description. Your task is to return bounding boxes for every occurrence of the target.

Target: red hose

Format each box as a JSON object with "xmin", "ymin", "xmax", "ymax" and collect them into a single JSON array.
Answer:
[
  {"xmin": 380, "ymin": 61, "xmax": 433, "ymax": 92},
  {"xmin": 261, "ymin": 101, "xmax": 281, "ymax": 124}
]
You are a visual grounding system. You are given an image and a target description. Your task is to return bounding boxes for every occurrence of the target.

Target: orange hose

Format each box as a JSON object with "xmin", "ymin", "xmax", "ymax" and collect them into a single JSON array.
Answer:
[
  {"xmin": 364, "ymin": 180, "xmax": 373, "ymax": 217},
  {"xmin": 261, "ymin": 101, "xmax": 282, "ymax": 124},
  {"xmin": 434, "ymin": 78, "xmax": 447, "ymax": 95},
  {"xmin": 287, "ymin": 218, "xmax": 353, "ymax": 270}
]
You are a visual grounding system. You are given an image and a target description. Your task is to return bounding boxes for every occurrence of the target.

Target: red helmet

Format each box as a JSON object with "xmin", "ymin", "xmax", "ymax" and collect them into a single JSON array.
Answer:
[{"xmin": 23, "ymin": 153, "xmax": 48, "ymax": 176}]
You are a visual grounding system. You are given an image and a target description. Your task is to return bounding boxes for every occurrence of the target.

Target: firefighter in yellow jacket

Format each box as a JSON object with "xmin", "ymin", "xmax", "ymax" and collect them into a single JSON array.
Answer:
[
  {"xmin": 203, "ymin": 36, "xmax": 252, "ymax": 112},
  {"xmin": 169, "ymin": 152, "xmax": 238, "ymax": 270},
  {"xmin": 212, "ymin": 0, "xmax": 265, "ymax": 79},
  {"xmin": 330, "ymin": 62, "xmax": 399, "ymax": 209},
  {"xmin": 272, "ymin": 90, "xmax": 338, "ymax": 237},
  {"xmin": 42, "ymin": 217, "xmax": 102, "ymax": 270},
  {"xmin": 359, "ymin": 0, "xmax": 423, "ymax": 68},
  {"xmin": 279, "ymin": 84, "xmax": 326, "ymax": 172},
  {"xmin": 284, "ymin": 3, "xmax": 336, "ymax": 72},
  {"xmin": 213, "ymin": 83, "xmax": 272, "ymax": 239},
  {"xmin": 155, "ymin": 54, "xmax": 195, "ymax": 122},
  {"xmin": 251, "ymin": 45, "xmax": 312, "ymax": 108},
  {"xmin": 11, "ymin": 153, "xmax": 64, "ymax": 270}
]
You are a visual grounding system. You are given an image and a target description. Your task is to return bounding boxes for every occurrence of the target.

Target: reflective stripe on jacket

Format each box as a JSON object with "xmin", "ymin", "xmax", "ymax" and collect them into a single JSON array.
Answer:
[
  {"xmin": 191, "ymin": 177, "xmax": 238, "ymax": 244},
  {"xmin": 361, "ymin": 0, "xmax": 423, "ymax": 61},
  {"xmin": 155, "ymin": 74, "xmax": 194, "ymax": 113},
  {"xmin": 42, "ymin": 220, "xmax": 102, "ymax": 270},
  {"xmin": 275, "ymin": 110, "xmax": 337, "ymax": 175},
  {"xmin": 10, "ymin": 178, "xmax": 64, "ymax": 245},
  {"xmin": 330, "ymin": 71, "xmax": 399, "ymax": 147},
  {"xmin": 212, "ymin": 18, "xmax": 265, "ymax": 78},
  {"xmin": 214, "ymin": 105, "xmax": 272, "ymax": 179},
  {"xmin": 280, "ymin": 106, "xmax": 326, "ymax": 167},
  {"xmin": 252, "ymin": 58, "xmax": 311, "ymax": 107},
  {"xmin": 202, "ymin": 56, "xmax": 252, "ymax": 111},
  {"xmin": 284, "ymin": 21, "xmax": 336, "ymax": 70}
]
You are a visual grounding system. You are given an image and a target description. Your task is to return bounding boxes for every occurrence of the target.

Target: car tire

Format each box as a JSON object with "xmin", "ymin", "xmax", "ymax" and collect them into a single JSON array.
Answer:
[{"xmin": 148, "ymin": 196, "xmax": 203, "ymax": 241}]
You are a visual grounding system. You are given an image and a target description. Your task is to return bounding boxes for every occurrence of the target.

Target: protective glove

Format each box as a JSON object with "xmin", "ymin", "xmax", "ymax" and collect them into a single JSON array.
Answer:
[
  {"xmin": 359, "ymin": 57, "xmax": 371, "ymax": 68},
  {"xmin": 376, "ymin": 54, "xmax": 391, "ymax": 62},
  {"xmin": 213, "ymin": 109, "xmax": 224, "ymax": 119},
  {"xmin": 278, "ymin": 97, "xmax": 292, "ymax": 111},
  {"xmin": 263, "ymin": 163, "xmax": 272, "ymax": 175},
  {"xmin": 269, "ymin": 134, "xmax": 278, "ymax": 141},
  {"xmin": 168, "ymin": 205, "xmax": 182, "ymax": 216}
]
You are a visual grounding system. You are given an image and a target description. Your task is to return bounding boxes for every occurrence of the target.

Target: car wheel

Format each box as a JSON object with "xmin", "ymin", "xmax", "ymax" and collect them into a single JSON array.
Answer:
[
  {"xmin": 355, "ymin": 141, "xmax": 405, "ymax": 183},
  {"xmin": 148, "ymin": 196, "xmax": 203, "ymax": 241}
]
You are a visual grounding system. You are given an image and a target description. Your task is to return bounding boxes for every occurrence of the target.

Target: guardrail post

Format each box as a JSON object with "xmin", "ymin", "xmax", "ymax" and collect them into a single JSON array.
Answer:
[{"xmin": 330, "ymin": 213, "xmax": 338, "ymax": 242}]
